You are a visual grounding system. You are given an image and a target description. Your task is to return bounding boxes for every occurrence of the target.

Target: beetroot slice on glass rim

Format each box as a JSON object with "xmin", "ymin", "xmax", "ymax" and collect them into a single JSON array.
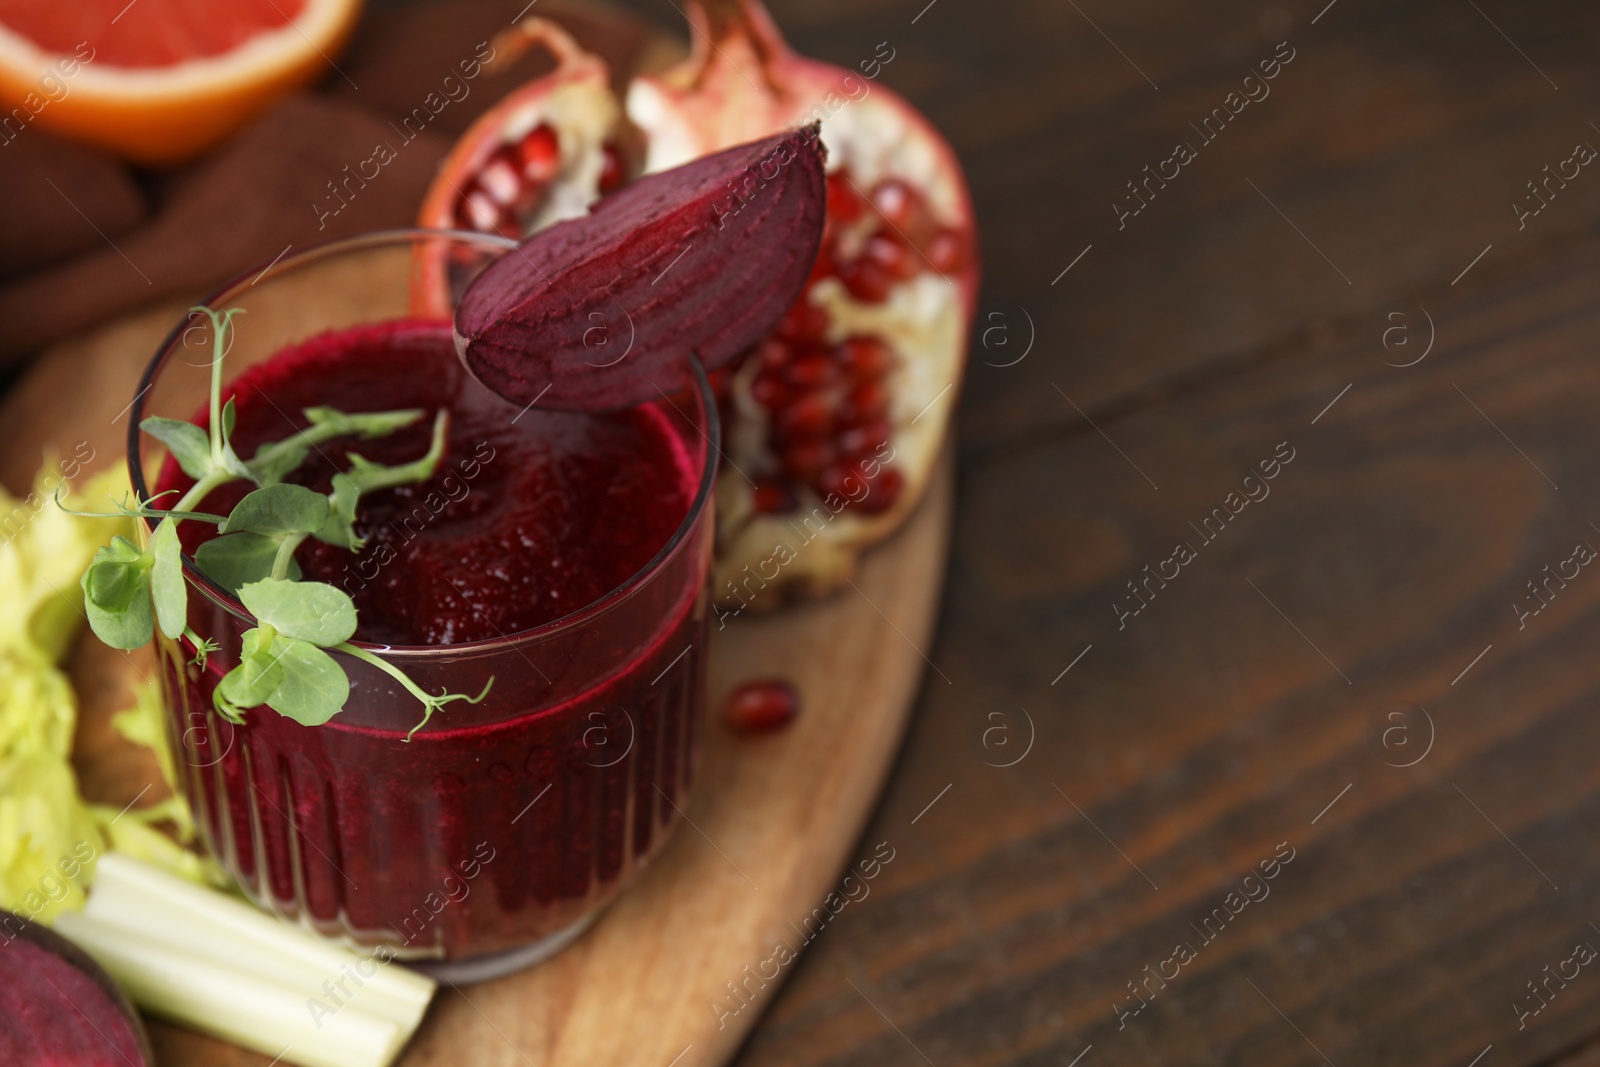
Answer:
[{"xmin": 453, "ymin": 126, "xmax": 827, "ymax": 412}]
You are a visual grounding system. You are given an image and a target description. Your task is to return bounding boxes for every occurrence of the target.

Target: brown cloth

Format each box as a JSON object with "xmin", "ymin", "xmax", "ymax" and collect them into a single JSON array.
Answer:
[{"xmin": 0, "ymin": 0, "xmax": 653, "ymax": 365}]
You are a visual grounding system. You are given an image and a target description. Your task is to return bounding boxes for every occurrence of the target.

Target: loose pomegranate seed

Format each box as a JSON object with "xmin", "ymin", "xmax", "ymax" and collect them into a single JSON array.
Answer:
[
  {"xmin": 755, "ymin": 338, "xmax": 791, "ymax": 372},
  {"xmin": 835, "ymin": 335, "xmax": 893, "ymax": 379},
  {"xmin": 599, "ymin": 142, "xmax": 625, "ymax": 193},
  {"xmin": 838, "ymin": 420, "xmax": 892, "ymax": 457},
  {"xmin": 856, "ymin": 467, "xmax": 905, "ymax": 514},
  {"xmin": 780, "ymin": 438, "xmax": 835, "ymax": 480},
  {"xmin": 777, "ymin": 393, "xmax": 833, "ymax": 438},
  {"xmin": 784, "ymin": 351, "xmax": 838, "ymax": 389},
  {"xmin": 724, "ymin": 679, "xmax": 799, "ymax": 732},
  {"xmin": 863, "ymin": 231, "xmax": 918, "ymax": 281},
  {"xmin": 837, "ymin": 258, "xmax": 893, "ymax": 303},
  {"xmin": 840, "ymin": 381, "xmax": 891, "ymax": 426},
  {"xmin": 775, "ymin": 299, "xmax": 829, "ymax": 344},
  {"xmin": 751, "ymin": 477, "xmax": 798, "ymax": 514},
  {"xmin": 924, "ymin": 227, "xmax": 966, "ymax": 274},
  {"xmin": 827, "ymin": 171, "xmax": 864, "ymax": 223},
  {"xmin": 869, "ymin": 178, "xmax": 920, "ymax": 231},
  {"xmin": 517, "ymin": 124, "xmax": 560, "ymax": 183}
]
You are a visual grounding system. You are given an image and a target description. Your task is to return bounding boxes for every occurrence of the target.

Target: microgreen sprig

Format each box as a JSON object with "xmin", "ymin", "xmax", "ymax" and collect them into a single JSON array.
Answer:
[{"xmin": 76, "ymin": 306, "xmax": 492, "ymax": 737}]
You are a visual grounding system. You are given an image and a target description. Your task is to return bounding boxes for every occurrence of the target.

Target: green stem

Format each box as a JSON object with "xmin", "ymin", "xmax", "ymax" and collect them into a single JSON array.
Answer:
[
  {"xmin": 248, "ymin": 410, "xmax": 423, "ymax": 478},
  {"xmin": 337, "ymin": 643, "xmax": 437, "ymax": 705},
  {"xmin": 335, "ymin": 642, "xmax": 492, "ymax": 740},
  {"xmin": 351, "ymin": 411, "xmax": 450, "ymax": 493},
  {"xmin": 203, "ymin": 308, "xmax": 239, "ymax": 466},
  {"xmin": 271, "ymin": 532, "xmax": 308, "ymax": 581},
  {"xmin": 169, "ymin": 469, "xmax": 231, "ymax": 520}
]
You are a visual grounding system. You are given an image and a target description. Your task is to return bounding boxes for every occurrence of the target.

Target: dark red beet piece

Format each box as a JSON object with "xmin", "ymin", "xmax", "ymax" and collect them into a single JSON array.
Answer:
[
  {"xmin": 455, "ymin": 126, "xmax": 828, "ymax": 412},
  {"xmin": 0, "ymin": 913, "xmax": 152, "ymax": 1067}
]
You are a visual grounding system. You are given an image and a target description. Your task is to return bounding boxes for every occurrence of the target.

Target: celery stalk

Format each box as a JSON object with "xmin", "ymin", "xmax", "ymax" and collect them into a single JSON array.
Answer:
[
  {"xmin": 54, "ymin": 910, "xmax": 409, "ymax": 1067},
  {"xmin": 87, "ymin": 853, "xmax": 434, "ymax": 1023}
]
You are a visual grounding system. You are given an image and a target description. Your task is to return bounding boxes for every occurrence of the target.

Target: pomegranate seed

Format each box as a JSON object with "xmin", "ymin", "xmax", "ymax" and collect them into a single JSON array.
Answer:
[
  {"xmin": 724, "ymin": 679, "xmax": 799, "ymax": 732},
  {"xmin": 838, "ymin": 258, "xmax": 893, "ymax": 303},
  {"xmin": 856, "ymin": 467, "xmax": 905, "ymax": 514},
  {"xmin": 839, "ymin": 420, "xmax": 892, "ymax": 457},
  {"xmin": 775, "ymin": 300, "xmax": 830, "ymax": 344},
  {"xmin": 863, "ymin": 231, "xmax": 918, "ymax": 281},
  {"xmin": 777, "ymin": 393, "xmax": 833, "ymax": 439},
  {"xmin": 784, "ymin": 351, "xmax": 838, "ymax": 389},
  {"xmin": 755, "ymin": 338, "xmax": 791, "ymax": 372},
  {"xmin": 817, "ymin": 463, "xmax": 857, "ymax": 500},
  {"xmin": 750, "ymin": 372, "xmax": 789, "ymax": 409},
  {"xmin": 808, "ymin": 244, "xmax": 838, "ymax": 284},
  {"xmin": 869, "ymin": 178, "xmax": 920, "ymax": 231},
  {"xmin": 779, "ymin": 438, "xmax": 836, "ymax": 480},
  {"xmin": 478, "ymin": 152, "xmax": 523, "ymax": 206},
  {"xmin": 835, "ymin": 335, "xmax": 893, "ymax": 379},
  {"xmin": 517, "ymin": 124, "xmax": 560, "ymax": 183},
  {"xmin": 509, "ymin": 180, "xmax": 545, "ymax": 222},
  {"xmin": 599, "ymin": 142, "xmax": 626, "ymax": 193},
  {"xmin": 461, "ymin": 188, "xmax": 502, "ymax": 233},
  {"xmin": 924, "ymin": 227, "xmax": 965, "ymax": 274},
  {"xmin": 840, "ymin": 381, "xmax": 891, "ymax": 426},
  {"xmin": 826, "ymin": 171, "xmax": 865, "ymax": 223},
  {"xmin": 751, "ymin": 477, "xmax": 797, "ymax": 514}
]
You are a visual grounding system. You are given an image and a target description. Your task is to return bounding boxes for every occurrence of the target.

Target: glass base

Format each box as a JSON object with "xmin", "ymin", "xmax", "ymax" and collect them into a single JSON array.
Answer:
[{"xmin": 407, "ymin": 910, "xmax": 598, "ymax": 985}]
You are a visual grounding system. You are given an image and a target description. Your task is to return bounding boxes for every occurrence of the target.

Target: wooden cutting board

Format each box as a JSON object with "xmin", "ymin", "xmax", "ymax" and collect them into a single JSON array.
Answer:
[{"xmin": 2, "ymin": 289, "xmax": 954, "ymax": 1065}]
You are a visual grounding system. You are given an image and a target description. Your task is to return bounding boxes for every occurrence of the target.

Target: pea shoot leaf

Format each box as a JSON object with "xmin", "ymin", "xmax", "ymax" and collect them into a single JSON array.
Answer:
[
  {"xmin": 220, "ymin": 484, "xmax": 329, "ymax": 537},
  {"xmin": 214, "ymin": 628, "xmax": 284, "ymax": 719},
  {"xmin": 140, "ymin": 417, "xmax": 212, "ymax": 480},
  {"xmin": 216, "ymin": 397, "xmax": 250, "ymax": 480},
  {"xmin": 238, "ymin": 577, "xmax": 356, "ymax": 647},
  {"xmin": 82, "ymin": 536, "xmax": 153, "ymax": 650},
  {"xmin": 195, "ymin": 531, "xmax": 299, "ymax": 594},
  {"xmin": 148, "ymin": 518, "xmax": 187, "ymax": 640},
  {"xmin": 265, "ymin": 639, "xmax": 349, "ymax": 726},
  {"xmin": 317, "ymin": 473, "xmax": 363, "ymax": 551}
]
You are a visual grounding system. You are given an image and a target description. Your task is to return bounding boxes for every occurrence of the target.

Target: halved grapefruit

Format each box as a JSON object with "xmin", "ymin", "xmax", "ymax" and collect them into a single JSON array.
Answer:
[{"xmin": 0, "ymin": 0, "xmax": 362, "ymax": 165}]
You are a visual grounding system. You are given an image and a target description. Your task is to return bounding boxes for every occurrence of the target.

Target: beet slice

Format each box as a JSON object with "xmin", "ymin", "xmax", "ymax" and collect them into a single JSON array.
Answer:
[
  {"xmin": 454, "ymin": 125, "xmax": 827, "ymax": 411},
  {"xmin": 0, "ymin": 911, "xmax": 152, "ymax": 1066}
]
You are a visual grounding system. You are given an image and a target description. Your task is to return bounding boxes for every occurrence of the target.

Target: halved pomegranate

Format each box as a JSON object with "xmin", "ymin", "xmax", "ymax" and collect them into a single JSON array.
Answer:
[
  {"xmin": 416, "ymin": 17, "xmax": 629, "ymax": 239},
  {"xmin": 421, "ymin": 0, "xmax": 977, "ymax": 606}
]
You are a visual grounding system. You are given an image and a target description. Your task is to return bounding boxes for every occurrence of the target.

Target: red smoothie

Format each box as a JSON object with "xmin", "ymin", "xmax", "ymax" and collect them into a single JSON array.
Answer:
[{"xmin": 156, "ymin": 319, "xmax": 710, "ymax": 961}]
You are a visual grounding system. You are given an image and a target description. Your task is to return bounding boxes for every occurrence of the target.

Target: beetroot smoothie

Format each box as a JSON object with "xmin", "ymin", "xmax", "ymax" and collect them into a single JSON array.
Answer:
[{"xmin": 155, "ymin": 319, "xmax": 710, "ymax": 962}]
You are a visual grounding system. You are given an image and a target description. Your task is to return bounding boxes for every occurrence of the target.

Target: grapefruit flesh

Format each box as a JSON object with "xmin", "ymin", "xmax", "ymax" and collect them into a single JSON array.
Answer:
[
  {"xmin": 0, "ymin": 0, "xmax": 308, "ymax": 67},
  {"xmin": 0, "ymin": 0, "xmax": 359, "ymax": 165}
]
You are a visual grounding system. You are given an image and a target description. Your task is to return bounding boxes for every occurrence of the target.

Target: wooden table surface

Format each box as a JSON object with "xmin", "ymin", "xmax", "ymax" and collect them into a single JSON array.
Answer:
[{"xmin": 607, "ymin": 0, "xmax": 1600, "ymax": 1064}]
